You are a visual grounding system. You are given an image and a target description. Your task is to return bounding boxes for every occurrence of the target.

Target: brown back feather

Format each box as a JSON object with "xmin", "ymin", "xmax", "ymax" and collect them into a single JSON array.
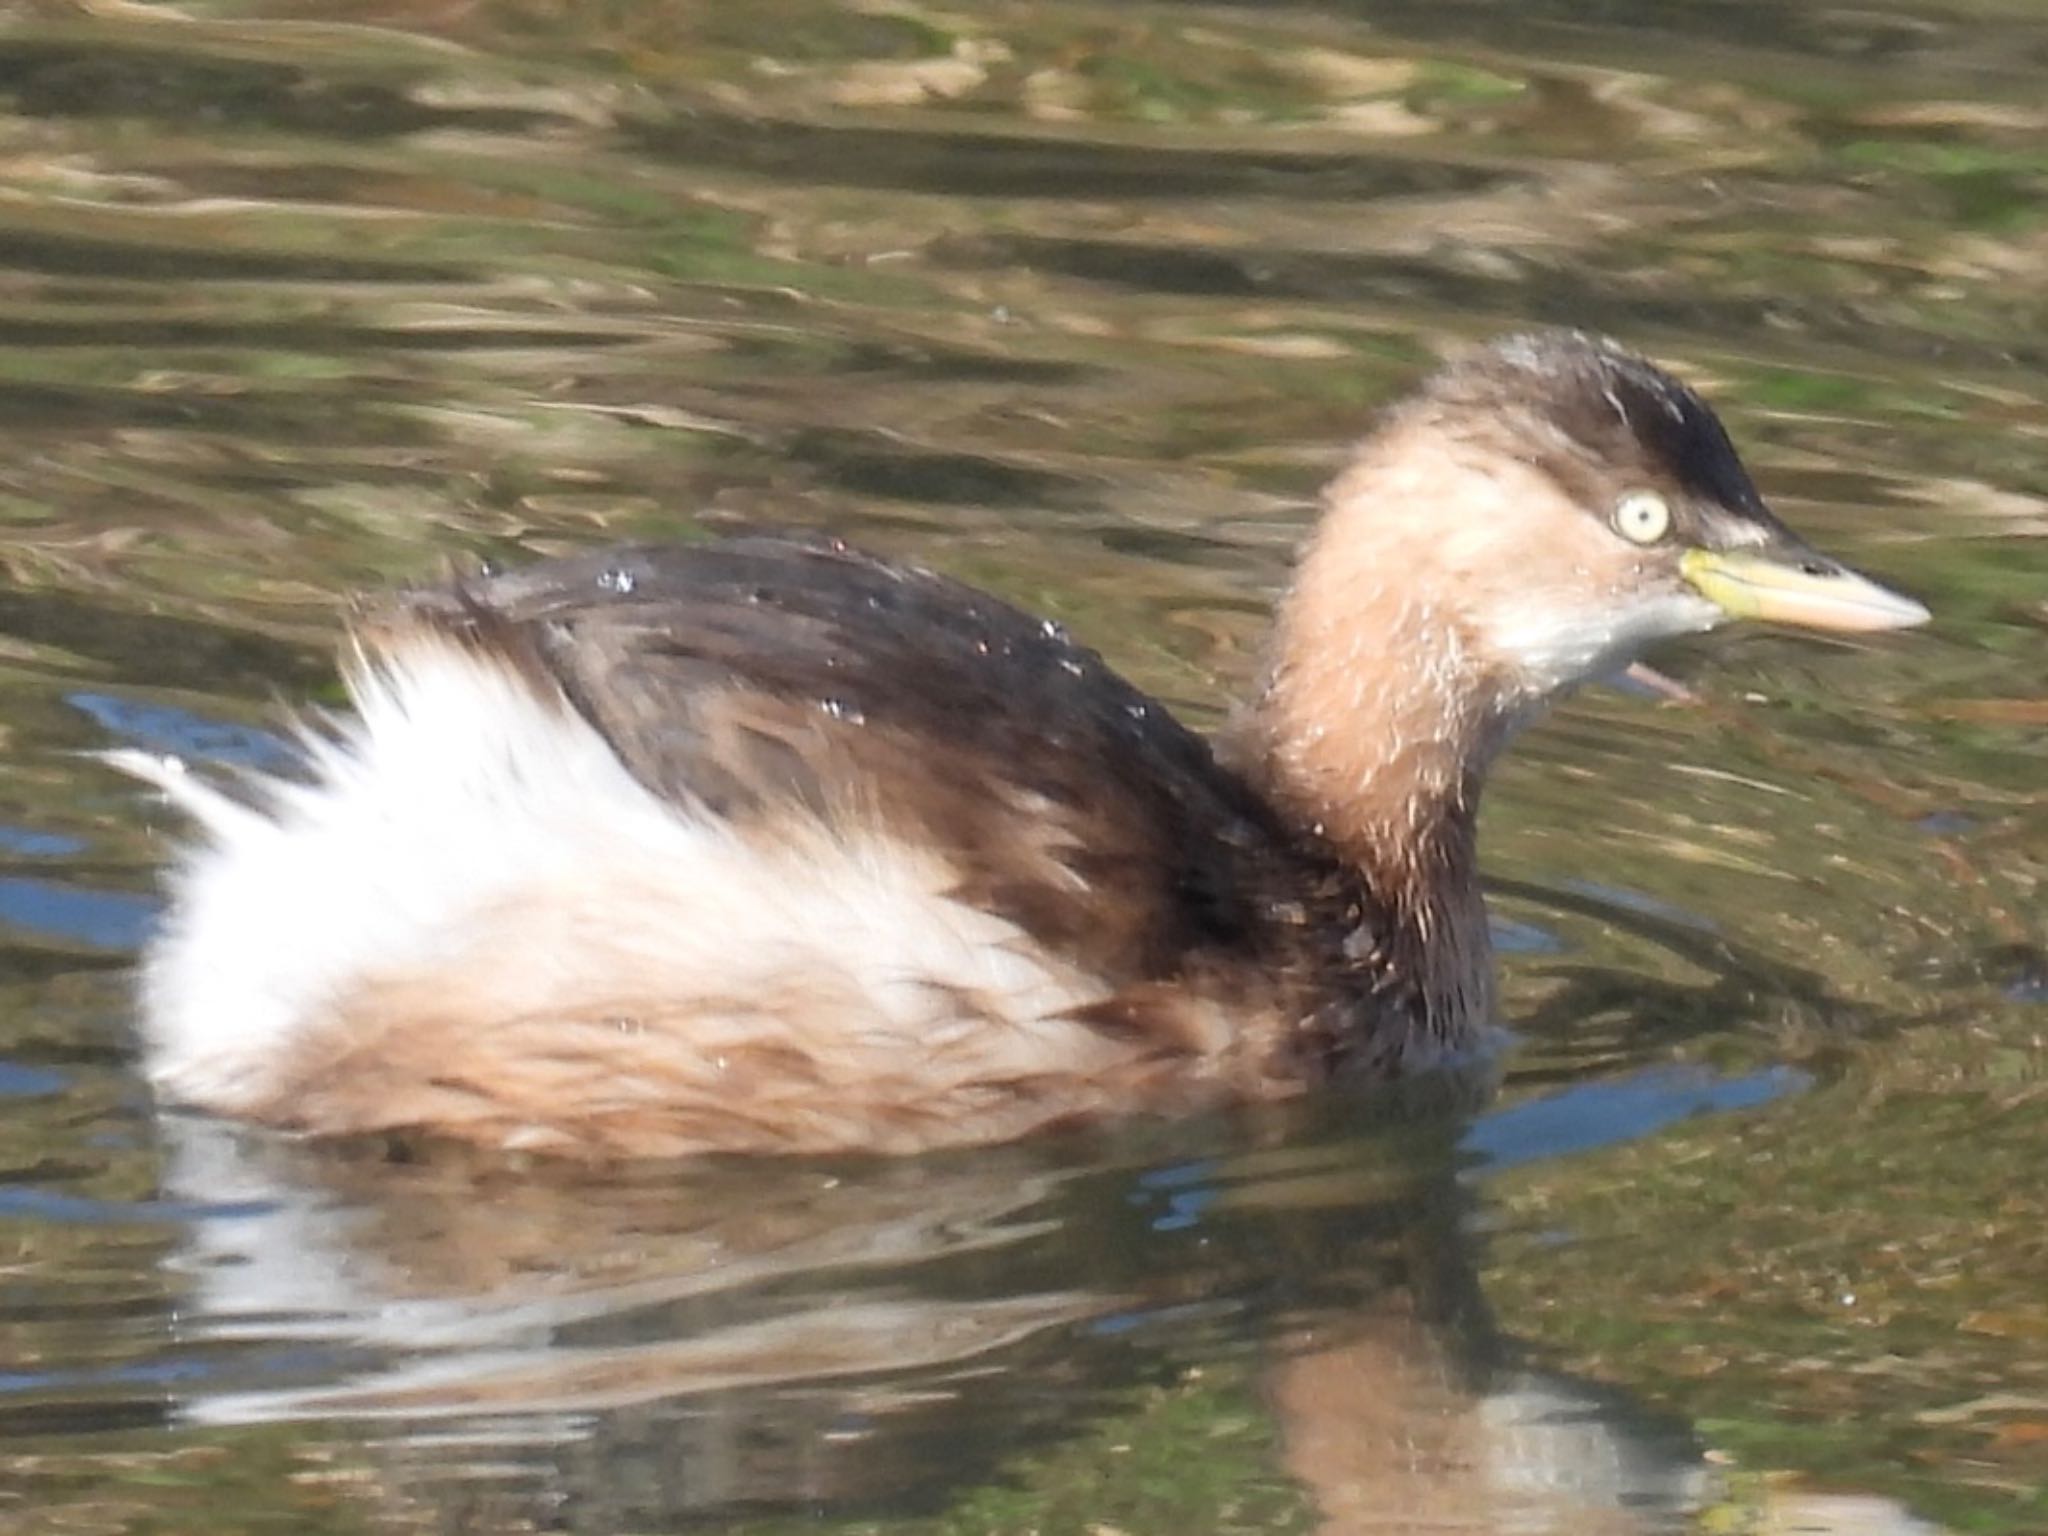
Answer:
[{"xmin": 388, "ymin": 535, "xmax": 1394, "ymax": 1073}]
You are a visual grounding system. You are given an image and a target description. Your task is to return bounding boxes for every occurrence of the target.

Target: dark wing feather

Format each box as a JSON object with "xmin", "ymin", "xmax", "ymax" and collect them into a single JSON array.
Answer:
[{"xmin": 395, "ymin": 533, "xmax": 1371, "ymax": 1023}]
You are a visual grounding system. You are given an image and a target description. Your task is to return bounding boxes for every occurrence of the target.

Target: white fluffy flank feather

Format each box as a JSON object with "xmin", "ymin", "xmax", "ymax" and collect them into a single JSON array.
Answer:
[{"xmin": 123, "ymin": 631, "xmax": 1102, "ymax": 1128}]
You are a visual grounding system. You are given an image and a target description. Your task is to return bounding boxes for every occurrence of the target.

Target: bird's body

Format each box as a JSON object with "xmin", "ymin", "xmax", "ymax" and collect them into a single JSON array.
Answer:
[
  {"xmin": 121, "ymin": 333, "xmax": 1928, "ymax": 1157},
  {"xmin": 134, "ymin": 537, "xmax": 1397, "ymax": 1155}
]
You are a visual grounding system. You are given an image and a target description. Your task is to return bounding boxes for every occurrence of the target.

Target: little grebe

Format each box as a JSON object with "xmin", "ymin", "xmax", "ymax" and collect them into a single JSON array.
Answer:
[{"xmin": 120, "ymin": 333, "xmax": 1927, "ymax": 1157}]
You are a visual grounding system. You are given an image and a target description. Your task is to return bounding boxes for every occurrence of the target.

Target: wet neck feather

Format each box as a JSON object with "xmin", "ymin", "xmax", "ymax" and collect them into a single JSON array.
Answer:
[{"xmin": 1248, "ymin": 445, "xmax": 1524, "ymax": 1048}]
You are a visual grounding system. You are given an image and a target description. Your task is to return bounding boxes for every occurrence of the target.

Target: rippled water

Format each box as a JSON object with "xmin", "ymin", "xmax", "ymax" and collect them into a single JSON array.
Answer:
[{"xmin": 0, "ymin": 2, "xmax": 2043, "ymax": 1533}]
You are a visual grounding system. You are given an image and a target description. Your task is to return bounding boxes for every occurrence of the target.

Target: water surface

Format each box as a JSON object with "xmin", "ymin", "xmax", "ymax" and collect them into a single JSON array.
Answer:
[{"xmin": 0, "ymin": 2, "xmax": 2043, "ymax": 1533}]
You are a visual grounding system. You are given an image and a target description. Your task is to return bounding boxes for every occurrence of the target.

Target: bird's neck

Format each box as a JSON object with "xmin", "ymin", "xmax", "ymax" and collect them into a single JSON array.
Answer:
[{"xmin": 1244, "ymin": 458, "xmax": 1528, "ymax": 1052}]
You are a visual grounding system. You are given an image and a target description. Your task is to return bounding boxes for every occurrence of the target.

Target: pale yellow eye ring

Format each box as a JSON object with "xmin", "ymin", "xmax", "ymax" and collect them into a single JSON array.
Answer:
[{"xmin": 1613, "ymin": 490, "xmax": 1672, "ymax": 544}]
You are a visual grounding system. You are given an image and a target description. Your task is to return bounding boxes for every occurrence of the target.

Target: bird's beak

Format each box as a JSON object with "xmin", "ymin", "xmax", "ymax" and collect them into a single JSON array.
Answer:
[{"xmin": 1680, "ymin": 546, "xmax": 1930, "ymax": 632}]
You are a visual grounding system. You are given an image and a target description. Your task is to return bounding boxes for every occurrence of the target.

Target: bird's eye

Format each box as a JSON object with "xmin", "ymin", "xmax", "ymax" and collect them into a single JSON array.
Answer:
[{"xmin": 1612, "ymin": 490, "xmax": 1672, "ymax": 545}]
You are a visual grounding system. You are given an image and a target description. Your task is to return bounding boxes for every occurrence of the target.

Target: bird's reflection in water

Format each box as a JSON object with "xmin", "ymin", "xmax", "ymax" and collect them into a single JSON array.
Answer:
[{"xmin": 156, "ymin": 1082, "xmax": 1705, "ymax": 1533}]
